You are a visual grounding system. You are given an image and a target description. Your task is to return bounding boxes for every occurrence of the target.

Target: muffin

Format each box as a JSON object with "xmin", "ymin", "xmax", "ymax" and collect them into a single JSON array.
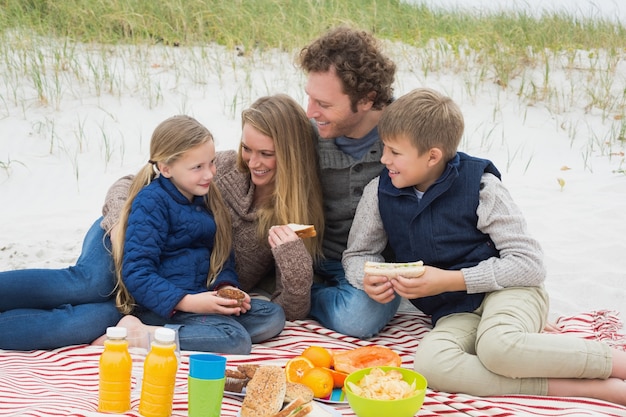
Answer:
[
  {"xmin": 217, "ymin": 287, "xmax": 246, "ymax": 307},
  {"xmin": 225, "ymin": 369, "xmax": 248, "ymax": 393}
]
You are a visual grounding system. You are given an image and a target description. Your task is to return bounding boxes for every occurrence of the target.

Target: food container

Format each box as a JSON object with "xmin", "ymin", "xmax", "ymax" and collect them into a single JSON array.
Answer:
[{"xmin": 344, "ymin": 366, "xmax": 427, "ymax": 417}]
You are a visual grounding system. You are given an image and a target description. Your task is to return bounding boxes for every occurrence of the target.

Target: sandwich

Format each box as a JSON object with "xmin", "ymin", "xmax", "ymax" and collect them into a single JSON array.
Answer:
[
  {"xmin": 287, "ymin": 223, "xmax": 317, "ymax": 239},
  {"xmin": 240, "ymin": 366, "xmax": 286, "ymax": 417},
  {"xmin": 239, "ymin": 366, "xmax": 321, "ymax": 417},
  {"xmin": 363, "ymin": 260, "xmax": 425, "ymax": 278},
  {"xmin": 272, "ymin": 397, "xmax": 313, "ymax": 417},
  {"xmin": 283, "ymin": 382, "xmax": 314, "ymax": 403}
]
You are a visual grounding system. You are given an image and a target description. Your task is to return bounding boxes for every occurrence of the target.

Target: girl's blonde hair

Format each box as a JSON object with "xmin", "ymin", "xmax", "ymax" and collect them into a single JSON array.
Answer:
[
  {"xmin": 237, "ymin": 94, "xmax": 325, "ymax": 260},
  {"xmin": 113, "ymin": 115, "xmax": 232, "ymax": 314}
]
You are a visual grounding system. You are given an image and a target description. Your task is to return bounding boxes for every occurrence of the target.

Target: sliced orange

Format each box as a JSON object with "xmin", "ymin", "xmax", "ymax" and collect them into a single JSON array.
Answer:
[
  {"xmin": 285, "ymin": 356, "xmax": 314, "ymax": 383},
  {"xmin": 327, "ymin": 368, "xmax": 349, "ymax": 388},
  {"xmin": 301, "ymin": 345, "xmax": 333, "ymax": 369},
  {"xmin": 300, "ymin": 367, "xmax": 334, "ymax": 398}
]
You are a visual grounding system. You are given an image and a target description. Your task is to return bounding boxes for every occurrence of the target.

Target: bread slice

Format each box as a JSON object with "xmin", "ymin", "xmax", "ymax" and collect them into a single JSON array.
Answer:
[
  {"xmin": 240, "ymin": 366, "xmax": 286, "ymax": 417},
  {"xmin": 272, "ymin": 397, "xmax": 313, "ymax": 417},
  {"xmin": 287, "ymin": 223, "xmax": 316, "ymax": 239},
  {"xmin": 283, "ymin": 382, "xmax": 314, "ymax": 404},
  {"xmin": 237, "ymin": 364, "xmax": 260, "ymax": 379},
  {"xmin": 363, "ymin": 260, "xmax": 425, "ymax": 278}
]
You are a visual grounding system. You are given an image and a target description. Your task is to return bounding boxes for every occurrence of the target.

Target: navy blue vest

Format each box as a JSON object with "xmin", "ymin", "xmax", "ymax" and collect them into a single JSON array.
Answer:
[{"xmin": 378, "ymin": 152, "xmax": 501, "ymax": 324}]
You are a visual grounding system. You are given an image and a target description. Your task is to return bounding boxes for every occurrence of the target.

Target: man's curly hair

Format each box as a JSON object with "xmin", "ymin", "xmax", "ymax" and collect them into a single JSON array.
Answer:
[{"xmin": 298, "ymin": 26, "xmax": 396, "ymax": 112}]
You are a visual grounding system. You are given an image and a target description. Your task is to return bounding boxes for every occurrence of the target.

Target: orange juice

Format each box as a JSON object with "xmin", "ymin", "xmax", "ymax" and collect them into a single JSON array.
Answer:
[
  {"xmin": 139, "ymin": 328, "xmax": 178, "ymax": 417},
  {"xmin": 98, "ymin": 327, "xmax": 132, "ymax": 413}
]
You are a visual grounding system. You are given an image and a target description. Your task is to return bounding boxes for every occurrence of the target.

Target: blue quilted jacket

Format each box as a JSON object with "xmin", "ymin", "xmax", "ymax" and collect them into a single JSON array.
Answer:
[{"xmin": 122, "ymin": 175, "xmax": 238, "ymax": 318}]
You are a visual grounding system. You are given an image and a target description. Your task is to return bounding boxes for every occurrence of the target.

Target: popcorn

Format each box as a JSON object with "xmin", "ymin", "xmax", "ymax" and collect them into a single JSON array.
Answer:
[{"xmin": 347, "ymin": 368, "xmax": 417, "ymax": 400}]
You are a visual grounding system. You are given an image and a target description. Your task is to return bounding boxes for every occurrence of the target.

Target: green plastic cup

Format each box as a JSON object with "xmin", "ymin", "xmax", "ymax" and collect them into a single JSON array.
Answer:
[{"xmin": 188, "ymin": 376, "xmax": 225, "ymax": 417}]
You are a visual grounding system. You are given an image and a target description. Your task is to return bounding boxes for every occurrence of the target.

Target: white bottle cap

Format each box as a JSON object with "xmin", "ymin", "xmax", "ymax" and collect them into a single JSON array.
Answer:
[
  {"xmin": 106, "ymin": 326, "xmax": 127, "ymax": 339},
  {"xmin": 154, "ymin": 327, "xmax": 176, "ymax": 344}
]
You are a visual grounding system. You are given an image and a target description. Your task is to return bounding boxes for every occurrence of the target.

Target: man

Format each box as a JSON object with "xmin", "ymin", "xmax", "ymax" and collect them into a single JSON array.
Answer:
[{"xmin": 298, "ymin": 26, "xmax": 400, "ymax": 338}]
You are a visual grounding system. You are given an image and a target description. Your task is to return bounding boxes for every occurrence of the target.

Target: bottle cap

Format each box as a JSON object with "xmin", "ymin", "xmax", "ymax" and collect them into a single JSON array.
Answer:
[
  {"xmin": 106, "ymin": 326, "xmax": 127, "ymax": 339},
  {"xmin": 154, "ymin": 327, "xmax": 176, "ymax": 344}
]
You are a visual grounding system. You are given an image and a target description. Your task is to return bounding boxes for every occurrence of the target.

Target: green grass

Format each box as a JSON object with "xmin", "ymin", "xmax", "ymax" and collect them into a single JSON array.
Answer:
[
  {"xmin": 1, "ymin": 0, "xmax": 624, "ymax": 176},
  {"xmin": 1, "ymin": 0, "xmax": 624, "ymax": 55}
]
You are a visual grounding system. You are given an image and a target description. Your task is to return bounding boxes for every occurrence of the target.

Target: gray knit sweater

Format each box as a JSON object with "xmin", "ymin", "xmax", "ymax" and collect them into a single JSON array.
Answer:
[
  {"xmin": 317, "ymin": 135, "xmax": 385, "ymax": 260},
  {"xmin": 343, "ymin": 174, "xmax": 546, "ymax": 293},
  {"xmin": 101, "ymin": 150, "xmax": 313, "ymax": 321}
]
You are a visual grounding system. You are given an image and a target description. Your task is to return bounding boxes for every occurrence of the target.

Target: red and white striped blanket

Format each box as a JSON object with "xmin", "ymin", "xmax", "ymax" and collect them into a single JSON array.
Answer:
[{"xmin": 1, "ymin": 309, "xmax": 625, "ymax": 417}]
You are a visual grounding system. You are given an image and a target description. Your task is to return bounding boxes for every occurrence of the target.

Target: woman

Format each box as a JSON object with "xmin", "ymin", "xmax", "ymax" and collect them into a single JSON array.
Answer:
[
  {"xmin": 215, "ymin": 94, "xmax": 325, "ymax": 320},
  {"xmin": 0, "ymin": 219, "xmax": 121, "ymax": 350}
]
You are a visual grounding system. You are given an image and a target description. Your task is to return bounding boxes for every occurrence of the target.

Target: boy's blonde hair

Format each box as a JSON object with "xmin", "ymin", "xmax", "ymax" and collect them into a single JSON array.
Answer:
[
  {"xmin": 237, "ymin": 94, "xmax": 325, "ymax": 261},
  {"xmin": 379, "ymin": 88, "xmax": 464, "ymax": 161},
  {"xmin": 113, "ymin": 115, "xmax": 233, "ymax": 314}
]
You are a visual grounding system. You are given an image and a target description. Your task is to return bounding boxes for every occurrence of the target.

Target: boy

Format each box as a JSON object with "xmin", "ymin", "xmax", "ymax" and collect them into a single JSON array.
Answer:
[{"xmin": 343, "ymin": 88, "xmax": 626, "ymax": 405}]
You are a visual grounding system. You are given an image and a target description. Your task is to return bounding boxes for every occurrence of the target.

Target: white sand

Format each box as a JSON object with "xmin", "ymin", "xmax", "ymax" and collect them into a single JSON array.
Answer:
[{"xmin": 1, "ymin": 39, "xmax": 625, "ymax": 324}]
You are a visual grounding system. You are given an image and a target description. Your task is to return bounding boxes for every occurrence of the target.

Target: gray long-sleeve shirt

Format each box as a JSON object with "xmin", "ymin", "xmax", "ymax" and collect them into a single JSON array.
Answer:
[{"xmin": 343, "ymin": 173, "xmax": 546, "ymax": 293}]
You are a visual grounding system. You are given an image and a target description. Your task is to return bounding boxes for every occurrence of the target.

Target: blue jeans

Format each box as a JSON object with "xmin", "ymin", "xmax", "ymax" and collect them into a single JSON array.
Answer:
[
  {"xmin": 309, "ymin": 259, "xmax": 401, "ymax": 339},
  {"xmin": 135, "ymin": 299, "xmax": 285, "ymax": 354},
  {"xmin": 0, "ymin": 218, "xmax": 122, "ymax": 350}
]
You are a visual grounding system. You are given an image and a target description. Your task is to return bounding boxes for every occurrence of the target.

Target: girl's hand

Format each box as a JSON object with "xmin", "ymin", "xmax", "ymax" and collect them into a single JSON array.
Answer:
[
  {"xmin": 175, "ymin": 291, "xmax": 249, "ymax": 315},
  {"xmin": 268, "ymin": 225, "xmax": 299, "ymax": 249},
  {"xmin": 230, "ymin": 291, "xmax": 252, "ymax": 316},
  {"xmin": 363, "ymin": 273, "xmax": 397, "ymax": 304}
]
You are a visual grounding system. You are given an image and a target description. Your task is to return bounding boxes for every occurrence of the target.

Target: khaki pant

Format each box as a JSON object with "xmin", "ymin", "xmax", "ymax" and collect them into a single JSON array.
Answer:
[{"xmin": 414, "ymin": 286, "xmax": 612, "ymax": 396}]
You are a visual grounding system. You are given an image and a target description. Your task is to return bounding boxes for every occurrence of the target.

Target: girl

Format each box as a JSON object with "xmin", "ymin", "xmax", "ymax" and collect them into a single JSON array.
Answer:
[{"xmin": 111, "ymin": 115, "xmax": 284, "ymax": 354}]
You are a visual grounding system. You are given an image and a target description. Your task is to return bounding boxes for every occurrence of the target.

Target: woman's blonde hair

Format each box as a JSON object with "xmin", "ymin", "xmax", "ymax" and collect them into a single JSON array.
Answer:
[
  {"xmin": 237, "ymin": 94, "xmax": 324, "ymax": 260},
  {"xmin": 113, "ymin": 115, "xmax": 233, "ymax": 314}
]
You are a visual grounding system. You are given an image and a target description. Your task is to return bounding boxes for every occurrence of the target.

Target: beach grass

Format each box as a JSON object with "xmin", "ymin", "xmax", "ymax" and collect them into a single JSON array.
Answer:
[
  {"xmin": 1, "ymin": 0, "xmax": 624, "ymax": 54},
  {"xmin": 0, "ymin": 0, "xmax": 624, "ymax": 174}
]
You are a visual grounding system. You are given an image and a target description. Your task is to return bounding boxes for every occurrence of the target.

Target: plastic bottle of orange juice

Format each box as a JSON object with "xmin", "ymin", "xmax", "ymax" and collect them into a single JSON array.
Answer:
[
  {"xmin": 98, "ymin": 326, "xmax": 132, "ymax": 413},
  {"xmin": 139, "ymin": 327, "xmax": 178, "ymax": 417}
]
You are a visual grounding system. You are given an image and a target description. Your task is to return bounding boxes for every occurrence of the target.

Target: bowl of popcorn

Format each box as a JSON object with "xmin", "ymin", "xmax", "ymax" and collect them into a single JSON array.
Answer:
[{"xmin": 344, "ymin": 366, "xmax": 427, "ymax": 417}]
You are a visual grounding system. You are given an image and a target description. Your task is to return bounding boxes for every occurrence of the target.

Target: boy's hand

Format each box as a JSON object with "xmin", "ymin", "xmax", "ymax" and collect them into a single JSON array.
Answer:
[
  {"xmin": 390, "ymin": 267, "xmax": 466, "ymax": 299},
  {"xmin": 363, "ymin": 273, "xmax": 397, "ymax": 304}
]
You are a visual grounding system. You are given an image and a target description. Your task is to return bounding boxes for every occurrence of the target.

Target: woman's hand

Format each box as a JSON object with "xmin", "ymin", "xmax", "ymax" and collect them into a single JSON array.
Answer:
[{"xmin": 268, "ymin": 225, "xmax": 299, "ymax": 249}]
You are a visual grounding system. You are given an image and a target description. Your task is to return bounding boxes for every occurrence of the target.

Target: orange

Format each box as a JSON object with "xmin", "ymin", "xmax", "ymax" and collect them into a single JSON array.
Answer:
[
  {"xmin": 301, "ymin": 346, "xmax": 333, "ymax": 369},
  {"xmin": 327, "ymin": 368, "xmax": 349, "ymax": 388},
  {"xmin": 284, "ymin": 356, "xmax": 314, "ymax": 383},
  {"xmin": 299, "ymin": 367, "xmax": 334, "ymax": 399}
]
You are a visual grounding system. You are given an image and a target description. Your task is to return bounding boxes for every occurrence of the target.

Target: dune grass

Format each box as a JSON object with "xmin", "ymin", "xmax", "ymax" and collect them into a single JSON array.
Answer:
[
  {"xmin": 0, "ymin": 0, "xmax": 624, "ymax": 175},
  {"xmin": 1, "ymin": 0, "xmax": 624, "ymax": 54}
]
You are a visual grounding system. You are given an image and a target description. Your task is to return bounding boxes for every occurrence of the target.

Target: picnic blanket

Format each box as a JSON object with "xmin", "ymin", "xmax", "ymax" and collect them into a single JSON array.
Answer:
[{"xmin": 1, "ymin": 309, "xmax": 625, "ymax": 417}]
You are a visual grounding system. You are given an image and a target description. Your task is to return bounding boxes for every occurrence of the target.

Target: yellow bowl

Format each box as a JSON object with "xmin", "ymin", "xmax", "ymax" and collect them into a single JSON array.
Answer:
[{"xmin": 344, "ymin": 366, "xmax": 427, "ymax": 417}]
